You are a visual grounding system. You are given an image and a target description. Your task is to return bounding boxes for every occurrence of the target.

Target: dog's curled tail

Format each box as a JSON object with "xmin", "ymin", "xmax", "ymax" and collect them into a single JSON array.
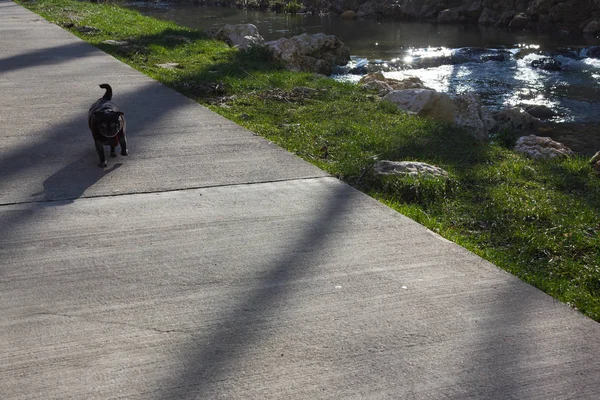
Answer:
[{"xmin": 99, "ymin": 83, "xmax": 112, "ymax": 100}]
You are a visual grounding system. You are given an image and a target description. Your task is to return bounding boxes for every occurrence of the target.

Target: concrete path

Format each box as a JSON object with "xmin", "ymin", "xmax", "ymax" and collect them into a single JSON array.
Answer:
[{"xmin": 1, "ymin": 1, "xmax": 599, "ymax": 399}]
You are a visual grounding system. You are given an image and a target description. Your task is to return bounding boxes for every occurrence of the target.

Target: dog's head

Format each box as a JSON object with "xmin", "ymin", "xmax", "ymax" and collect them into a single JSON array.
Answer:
[{"xmin": 93, "ymin": 109, "xmax": 124, "ymax": 138}]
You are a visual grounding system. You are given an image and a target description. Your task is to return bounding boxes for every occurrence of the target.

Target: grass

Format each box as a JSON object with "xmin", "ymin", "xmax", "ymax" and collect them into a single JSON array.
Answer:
[{"xmin": 18, "ymin": 0, "xmax": 600, "ymax": 321}]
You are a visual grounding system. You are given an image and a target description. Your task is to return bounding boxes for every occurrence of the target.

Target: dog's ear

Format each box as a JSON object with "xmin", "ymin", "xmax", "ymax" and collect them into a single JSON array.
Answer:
[{"xmin": 118, "ymin": 111, "xmax": 125, "ymax": 116}]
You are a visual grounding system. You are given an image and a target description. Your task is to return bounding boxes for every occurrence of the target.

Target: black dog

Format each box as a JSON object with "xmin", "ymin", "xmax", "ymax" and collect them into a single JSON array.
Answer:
[{"xmin": 88, "ymin": 83, "xmax": 128, "ymax": 167}]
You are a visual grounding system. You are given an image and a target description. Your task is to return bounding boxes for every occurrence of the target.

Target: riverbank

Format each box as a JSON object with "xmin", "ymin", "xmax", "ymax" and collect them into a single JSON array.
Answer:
[
  {"xmin": 161, "ymin": 0, "xmax": 600, "ymax": 37},
  {"xmin": 17, "ymin": 0, "xmax": 600, "ymax": 321}
]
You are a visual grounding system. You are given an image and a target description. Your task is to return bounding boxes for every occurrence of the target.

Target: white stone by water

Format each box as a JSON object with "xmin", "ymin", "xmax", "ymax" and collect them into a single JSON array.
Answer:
[
  {"xmin": 383, "ymin": 89, "xmax": 456, "ymax": 124},
  {"xmin": 514, "ymin": 135, "xmax": 574, "ymax": 159}
]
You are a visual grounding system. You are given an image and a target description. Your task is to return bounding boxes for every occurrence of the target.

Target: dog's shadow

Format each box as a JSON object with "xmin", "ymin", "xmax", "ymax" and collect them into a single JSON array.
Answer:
[{"xmin": 33, "ymin": 156, "xmax": 122, "ymax": 204}]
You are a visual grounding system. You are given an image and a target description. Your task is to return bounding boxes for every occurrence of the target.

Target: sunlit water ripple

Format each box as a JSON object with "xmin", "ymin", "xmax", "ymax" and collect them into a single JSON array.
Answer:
[{"xmin": 121, "ymin": 2, "xmax": 600, "ymax": 138}]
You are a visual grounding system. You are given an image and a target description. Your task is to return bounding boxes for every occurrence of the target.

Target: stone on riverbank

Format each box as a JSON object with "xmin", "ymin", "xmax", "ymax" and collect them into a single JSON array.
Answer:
[
  {"xmin": 383, "ymin": 87, "xmax": 496, "ymax": 140},
  {"xmin": 383, "ymin": 89, "xmax": 457, "ymax": 124},
  {"xmin": 525, "ymin": 104, "xmax": 557, "ymax": 120},
  {"xmin": 156, "ymin": 63, "xmax": 181, "ymax": 70},
  {"xmin": 514, "ymin": 135, "xmax": 574, "ymax": 159},
  {"xmin": 591, "ymin": 151, "xmax": 600, "ymax": 175},
  {"xmin": 453, "ymin": 93, "xmax": 495, "ymax": 140},
  {"xmin": 373, "ymin": 160, "xmax": 449, "ymax": 178},
  {"xmin": 216, "ymin": 24, "xmax": 264, "ymax": 50},
  {"xmin": 340, "ymin": 10, "xmax": 357, "ymax": 20},
  {"xmin": 495, "ymin": 107, "xmax": 541, "ymax": 134},
  {"xmin": 359, "ymin": 72, "xmax": 426, "ymax": 95},
  {"xmin": 266, "ymin": 33, "xmax": 350, "ymax": 75},
  {"xmin": 438, "ymin": 8, "xmax": 464, "ymax": 24}
]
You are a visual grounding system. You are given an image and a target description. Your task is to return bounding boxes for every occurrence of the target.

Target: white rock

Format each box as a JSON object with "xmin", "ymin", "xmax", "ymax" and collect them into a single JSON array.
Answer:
[
  {"xmin": 102, "ymin": 40, "xmax": 129, "ymax": 46},
  {"xmin": 453, "ymin": 93, "xmax": 488, "ymax": 140},
  {"xmin": 383, "ymin": 89, "xmax": 456, "ymax": 124},
  {"xmin": 373, "ymin": 160, "xmax": 449, "ymax": 178},
  {"xmin": 359, "ymin": 72, "xmax": 426, "ymax": 96},
  {"xmin": 216, "ymin": 24, "xmax": 264, "ymax": 50},
  {"xmin": 266, "ymin": 33, "xmax": 350, "ymax": 75},
  {"xmin": 155, "ymin": 63, "xmax": 180, "ymax": 69},
  {"xmin": 514, "ymin": 135, "xmax": 574, "ymax": 159},
  {"xmin": 590, "ymin": 151, "xmax": 600, "ymax": 175}
]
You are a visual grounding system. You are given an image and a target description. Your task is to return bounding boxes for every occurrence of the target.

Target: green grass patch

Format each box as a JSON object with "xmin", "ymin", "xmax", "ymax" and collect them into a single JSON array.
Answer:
[{"xmin": 19, "ymin": 0, "xmax": 600, "ymax": 321}]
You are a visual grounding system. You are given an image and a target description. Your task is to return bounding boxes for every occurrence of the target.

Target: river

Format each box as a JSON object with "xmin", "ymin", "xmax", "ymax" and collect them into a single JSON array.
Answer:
[{"xmin": 120, "ymin": 2, "xmax": 600, "ymax": 153}]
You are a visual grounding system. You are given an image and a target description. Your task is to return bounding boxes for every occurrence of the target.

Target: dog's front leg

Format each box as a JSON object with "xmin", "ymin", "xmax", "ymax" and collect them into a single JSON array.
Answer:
[
  {"xmin": 119, "ymin": 135, "xmax": 128, "ymax": 156},
  {"xmin": 95, "ymin": 140, "xmax": 107, "ymax": 167}
]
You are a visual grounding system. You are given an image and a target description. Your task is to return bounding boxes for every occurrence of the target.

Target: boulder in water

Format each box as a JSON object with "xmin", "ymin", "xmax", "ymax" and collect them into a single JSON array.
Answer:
[
  {"xmin": 583, "ymin": 46, "xmax": 600, "ymax": 59},
  {"xmin": 531, "ymin": 57, "xmax": 562, "ymax": 71},
  {"xmin": 525, "ymin": 105, "xmax": 557, "ymax": 120}
]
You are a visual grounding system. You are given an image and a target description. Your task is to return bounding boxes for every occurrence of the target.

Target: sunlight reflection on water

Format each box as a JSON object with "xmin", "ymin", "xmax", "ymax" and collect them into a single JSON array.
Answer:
[{"xmin": 121, "ymin": 2, "xmax": 600, "ymax": 125}]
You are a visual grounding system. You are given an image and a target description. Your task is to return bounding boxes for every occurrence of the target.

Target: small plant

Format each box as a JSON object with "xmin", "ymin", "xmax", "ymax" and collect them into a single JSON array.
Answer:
[
  {"xmin": 491, "ymin": 127, "xmax": 519, "ymax": 148},
  {"xmin": 284, "ymin": 1, "xmax": 302, "ymax": 14}
]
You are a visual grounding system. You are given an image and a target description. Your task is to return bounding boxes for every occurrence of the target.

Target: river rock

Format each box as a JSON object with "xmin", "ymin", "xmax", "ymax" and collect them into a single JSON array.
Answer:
[
  {"xmin": 373, "ymin": 160, "xmax": 449, "ymax": 178},
  {"xmin": 453, "ymin": 93, "xmax": 492, "ymax": 140},
  {"xmin": 266, "ymin": 33, "xmax": 350, "ymax": 75},
  {"xmin": 583, "ymin": 20, "xmax": 600, "ymax": 34},
  {"xmin": 591, "ymin": 151, "xmax": 600, "ymax": 175},
  {"xmin": 525, "ymin": 105, "xmax": 557, "ymax": 120},
  {"xmin": 462, "ymin": 0, "xmax": 484, "ymax": 20},
  {"xmin": 357, "ymin": 0, "xmax": 392, "ymax": 19},
  {"xmin": 438, "ymin": 8, "xmax": 464, "ymax": 24},
  {"xmin": 418, "ymin": 0, "xmax": 448, "ymax": 19},
  {"xmin": 495, "ymin": 107, "xmax": 541, "ymax": 133},
  {"xmin": 102, "ymin": 40, "xmax": 129, "ymax": 46},
  {"xmin": 509, "ymin": 12, "xmax": 530, "ymax": 30},
  {"xmin": 216, "ymin": 24, "xmax": 264, "ymax": 50},
  {"xmin": 324, "ymin": 0, "xmax": 599, "ymax": 35},
  {"xmin": 514, "ymin": 135, "xmax": 574, "ymax": 159},
  {"xmin": 155, "ymin": 63, "xmax": 181, "ymax": 70},
  {"xmin": 478, "ymin": 7, "xmax": 498, "ymax": 26},
  {"xmin": 531, "ymin": 57, "xmax": 562, "ymax": 71},
  {"xmin": 340, "ymin": 10, "xmax": 357, "ymax": 20},
  {"xmin": 583, "ymin": 46, "xmax": 600, "ymax": 59},
  {"xmin": 452, "ymin": 47, "xmax": 511, "ymax": 63},
  {"xmin": 359, "ymin": 72, "xmax": 426, "ymax": 95},
  {"xmin": 383, "ymin": 89, "xmax": 456, "ymax": 124}
]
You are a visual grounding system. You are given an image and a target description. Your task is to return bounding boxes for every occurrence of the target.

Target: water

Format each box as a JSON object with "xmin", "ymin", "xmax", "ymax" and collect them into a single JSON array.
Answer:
[{"xmin": 120, "ymin": 2, "xmax": 600, "ymax": 151}]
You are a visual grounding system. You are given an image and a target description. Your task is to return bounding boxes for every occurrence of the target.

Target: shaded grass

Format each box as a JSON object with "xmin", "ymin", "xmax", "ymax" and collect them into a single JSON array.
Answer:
[{"xmin": 19, "ymin": 0, "xmax": 600, "ymax": 321}]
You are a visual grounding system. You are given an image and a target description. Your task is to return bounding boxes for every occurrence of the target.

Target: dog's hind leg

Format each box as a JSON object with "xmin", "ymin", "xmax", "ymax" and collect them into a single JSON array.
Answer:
[
  {"xmin": 110, "ymin": 146, "xmax": 117, "ymax": 157},
  {"xmin": 95, "ymin": 140, "xmax": 107, "ymax": 167}
]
